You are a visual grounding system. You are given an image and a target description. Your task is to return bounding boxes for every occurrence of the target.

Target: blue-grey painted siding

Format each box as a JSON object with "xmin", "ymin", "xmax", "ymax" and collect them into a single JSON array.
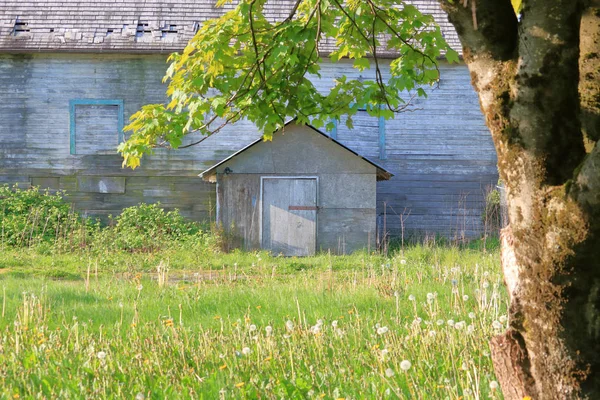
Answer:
[{"xmin": 0, "ymin": 52, "xmax": 498, "ymax": 238}]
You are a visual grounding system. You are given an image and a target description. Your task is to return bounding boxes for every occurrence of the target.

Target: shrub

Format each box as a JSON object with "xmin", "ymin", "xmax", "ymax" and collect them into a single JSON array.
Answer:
[
  {"xmin": 106, "ymin": 203, "xmax": 203, "ymax": 252},
  {"xmin": 0, "ymin": 185, "xmax": 88, "ymax": 248},
  {"xmin": 482, "ymin": 186, "xmax": 502, "ymax": 234}
]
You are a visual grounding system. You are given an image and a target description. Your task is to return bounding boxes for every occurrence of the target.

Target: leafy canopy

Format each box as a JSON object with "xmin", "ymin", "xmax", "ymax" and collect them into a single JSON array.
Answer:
[{"xmin": 119, "ymin": 0, "xmax": 457, "ymax": 169}]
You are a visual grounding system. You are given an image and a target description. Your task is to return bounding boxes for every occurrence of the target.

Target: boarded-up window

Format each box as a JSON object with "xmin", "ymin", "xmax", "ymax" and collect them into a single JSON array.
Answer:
[{"xmin": 69, "ymin": 100, "xmax": 124, "ymax": 155}]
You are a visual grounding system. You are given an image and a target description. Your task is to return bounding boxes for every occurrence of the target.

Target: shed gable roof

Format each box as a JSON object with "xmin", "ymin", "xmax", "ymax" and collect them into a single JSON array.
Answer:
[
  {"xmin": 200, "ymin": 120, "xmax": 393, "ymax": 182},
  {"xmin": 0, "ymin": 1, "xmax": 461, "ymax": 54}
]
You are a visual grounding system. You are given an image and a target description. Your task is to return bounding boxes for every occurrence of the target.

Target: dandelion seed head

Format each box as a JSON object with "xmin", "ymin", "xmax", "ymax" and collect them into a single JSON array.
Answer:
[
  {"xmin": 492, "ymin": 320, "xmax": 503, "ymax": 330},
  {"xmin": 400, "ymin": 259, "xmax": 407, "ymax": 265},
  {"xmin": 265, "ymin": 326, "xmax": 273, "ymax": 335},
  {"xmin": 376, "ymin": 326, "xmax": 389, "ymax": 335},
  {"xmin": 137, "ymin": 284, "xmax": 143, "ymax": 291},
  {"xmin": 249, "ymin": 324, "xmax": 257, "ymax": 332},
  {"xmin": 241, "ymin": 347, "xmax": 251, "ymax": 356},
  {"xmin": 499, "ymin": 315, "xmax": 507, "ymax": 323},
  {"xmin": 385, "ymin": 368, "xmax": 395, "ymax": 377},
  {"xmin": 408, "ymin": 294, "xmax": 416, "ymax": 301},
  {"xmin": 463, "ymin": 295, "xmax": 469, "ymax": 301},
  {"xmin": 469, "ymin": 312, "xmax": 476, "ymax": 319},
  {"xmin": 436, "ymin": 319, "xmax": 444, "ymax": 326},
  {"xmin": 135, "ymin": 393, "xmax": 145, "ymax": 400},
  {"xmin": 447, "ymin": 319, "xmax": 455, "ymax": 327},
  {"xmin": 489, "ymin": 380, "xmax": 499, "ymax": 390},
  {"xmin": 331, "ymin": 320, "xmax": 338, "ymax": 328},
  {"xmin": 285, "ymin": 320, "xmax": 294, "ymax": 331},
  {"xmin": 483, "ymin": 282, "xmax": 490, "ymax": 289},
  {"xmin": 400, "ymin": 360, "xmax": 411, "ymax": 371},
  {"xmin": 97, "ymin": 351, "xmax": 106, "ymax": 360}
]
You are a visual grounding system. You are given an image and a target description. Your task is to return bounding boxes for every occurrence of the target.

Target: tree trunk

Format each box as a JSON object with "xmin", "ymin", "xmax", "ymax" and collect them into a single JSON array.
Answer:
[{"xmin": 440, "ymin": 0, "xmax": 600, "ymax": 398}]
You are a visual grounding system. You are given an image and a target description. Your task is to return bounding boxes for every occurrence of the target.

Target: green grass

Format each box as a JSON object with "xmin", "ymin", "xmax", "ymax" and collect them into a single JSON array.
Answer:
[{"xmin": 0, "ymin": 245, "xmax": 506, "ymax": 399}]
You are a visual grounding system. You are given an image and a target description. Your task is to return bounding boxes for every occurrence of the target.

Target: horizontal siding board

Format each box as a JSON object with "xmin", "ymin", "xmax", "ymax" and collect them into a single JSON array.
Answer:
[{"xmin": 0, "ymin": 54, "xmax": 497, "ymax": 237}]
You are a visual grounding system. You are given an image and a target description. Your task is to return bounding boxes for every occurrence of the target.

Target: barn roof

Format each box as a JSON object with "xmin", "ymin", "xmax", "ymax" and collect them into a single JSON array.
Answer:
[
  {"xmin": 0, "ymin": 1, "xmax": 461, "ymax": 54},
  {"xmin": 200, "ymin": 120, "xmax": 393, "ymax": 182}
]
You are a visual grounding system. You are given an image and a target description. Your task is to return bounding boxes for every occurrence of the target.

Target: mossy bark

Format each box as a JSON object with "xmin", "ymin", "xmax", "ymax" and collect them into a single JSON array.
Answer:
[{"xmin": 441, "ymin": 0, "xmax": 600, "ymax": 398}]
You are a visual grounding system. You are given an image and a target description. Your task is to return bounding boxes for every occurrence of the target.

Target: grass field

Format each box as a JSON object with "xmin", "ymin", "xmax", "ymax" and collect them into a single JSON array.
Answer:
[{"xmin": 0, "ymin": 246, "xmax": 506, "ymax": 399}]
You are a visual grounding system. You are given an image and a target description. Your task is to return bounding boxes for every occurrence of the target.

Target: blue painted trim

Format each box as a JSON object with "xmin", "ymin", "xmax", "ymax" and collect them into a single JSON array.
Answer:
[
  {"xmin": 330, "ymin": 119, "xmax": 338, "ymax": 140},
  {"xmin": 378, "ymin": 105, "xmax": 387, "ymax": 160},
  {"xmin": 69, "ymin": 99, "xmax": 125, "ymax": 155}
]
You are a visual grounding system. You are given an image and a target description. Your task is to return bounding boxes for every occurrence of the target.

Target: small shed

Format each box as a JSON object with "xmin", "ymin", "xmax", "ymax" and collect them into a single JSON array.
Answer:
[{"xmin": 200, "ymin": 121, "xmax": 392, "ymax": 256}]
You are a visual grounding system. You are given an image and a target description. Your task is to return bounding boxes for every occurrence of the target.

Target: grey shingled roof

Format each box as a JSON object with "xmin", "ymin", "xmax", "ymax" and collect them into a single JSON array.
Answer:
[{"xmin": 0, "ymin": 0, "xmax": 461, "ymax": 54}]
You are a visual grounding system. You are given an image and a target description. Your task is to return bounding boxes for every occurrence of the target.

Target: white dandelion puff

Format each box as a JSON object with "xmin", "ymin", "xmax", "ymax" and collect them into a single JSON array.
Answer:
[
  {"xmin": 400, "ymin": 360, "xmax": 412, "ymax": 371},
  {"xmin": 97, "ymin": 351, "xmax": 107, "ymax": 360},
  {"xmin": 463, "ymin": 295, "xmax": 469, "ymax": 301},
  {"xmin": 385, "ymin": 368, "xmax": 395, "ymax": 377},
  {"xmin": 285, "ymin": 320, "xmax": 294, "ymax": 331},
  {"xmin": 408, "ymin": 294, "xmax": 416, "ymax": 301},
  {"xmin": 241, "ymin": 347, "xmax": 251, "ymax": 355},
  {"xmin": 489, "ymin": 381, "xmax": 499, "ymax": 390},
  {"xmin": 377, "ymin": 326, "xmax": 389, "ymax": 335}
]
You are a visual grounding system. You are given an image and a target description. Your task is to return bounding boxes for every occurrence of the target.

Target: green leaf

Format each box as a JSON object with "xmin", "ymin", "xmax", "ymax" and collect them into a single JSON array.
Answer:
[
  {"xmin": 353, "ymin": 58, "xmax": 370, "ymax": 71},
  {"xmin": 446, "ymin": 48, "xmax": 460, "ymax": 64}
]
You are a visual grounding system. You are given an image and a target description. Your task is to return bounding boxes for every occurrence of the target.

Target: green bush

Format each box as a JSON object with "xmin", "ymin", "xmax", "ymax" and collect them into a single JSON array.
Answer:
[
  {"xmin": 106, "ymin": 203, "xmax": 204, "ymax": 252},
  {"xmin": 0, "ymin": 185, "xmax": 86, "ymax": 248},
  {"xmin": 482, "ymin": 187, "xmax": 502, "ymax": 234}
]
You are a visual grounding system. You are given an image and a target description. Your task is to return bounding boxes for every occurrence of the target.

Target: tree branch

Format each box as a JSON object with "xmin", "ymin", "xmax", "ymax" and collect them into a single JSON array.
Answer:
[{"xmin": 439, "ymin": 0, "xmax": 518, "ymax": 61}]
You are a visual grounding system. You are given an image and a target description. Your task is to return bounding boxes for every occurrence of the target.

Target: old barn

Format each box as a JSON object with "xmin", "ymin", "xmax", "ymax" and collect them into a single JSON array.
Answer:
[{"xmin": 0, "ymin": 0, "xmax": 498, "ymax": 244}]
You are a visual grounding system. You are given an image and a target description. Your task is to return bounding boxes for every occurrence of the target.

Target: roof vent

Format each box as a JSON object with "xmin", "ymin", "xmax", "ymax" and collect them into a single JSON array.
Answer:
[
  {"xmin": 136, "ymin": 22, "xmax": 151, "ymax": 37},
  {"xmin": 161, "ymin": 24, "xmax": 178, "ymax": 38},
  {"xmin": 13, "ymin": 19, "xmax": 30, "ymax": 35}
]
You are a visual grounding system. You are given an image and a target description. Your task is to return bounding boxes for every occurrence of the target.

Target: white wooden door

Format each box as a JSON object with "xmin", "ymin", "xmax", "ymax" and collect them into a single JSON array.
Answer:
[{"xmin": 261, "ymin": 178, "xmax": 317, "ymax": 256}]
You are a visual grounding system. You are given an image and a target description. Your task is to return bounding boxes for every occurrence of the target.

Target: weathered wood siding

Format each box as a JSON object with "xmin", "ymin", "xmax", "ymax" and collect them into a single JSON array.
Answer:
[
  {"xmin": 312, "ymin": 60, "xmax": 498, "ymax": 238},
  {"xmin": 0, "ymin": 53, "xmax": 497, "ymax": 238},
  {"xmin": 215, "ymin": 124, "xmax": 377, "ymax": 254}
]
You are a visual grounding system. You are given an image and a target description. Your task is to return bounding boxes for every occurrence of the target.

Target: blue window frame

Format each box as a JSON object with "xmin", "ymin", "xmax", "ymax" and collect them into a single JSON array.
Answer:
[{"xmin": 69, "ymin": 99, "xmax": 124, "ymax": 155}]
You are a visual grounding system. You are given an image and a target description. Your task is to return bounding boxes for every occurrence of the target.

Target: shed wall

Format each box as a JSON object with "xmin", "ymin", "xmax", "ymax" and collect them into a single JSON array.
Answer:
[
  {"xmin": 214, "ymin": 124, "xmax": 377, "ymax": 254},
  {"xmin": 0, "ymin": 53, "xmax": 497, "ymax": 237}
]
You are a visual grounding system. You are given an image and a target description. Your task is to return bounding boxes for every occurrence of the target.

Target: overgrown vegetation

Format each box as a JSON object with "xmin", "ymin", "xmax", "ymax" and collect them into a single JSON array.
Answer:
[
  {"xmin": 0, "ymin": 253, "xmax": 505, "ymax": 399},
  {"xmin": 0, "ymin": 186, "xmax": 214, "ymax": 255},
  {"xmin": 0, "ymin": 185, "xmax": 505, "ymax": 398}
]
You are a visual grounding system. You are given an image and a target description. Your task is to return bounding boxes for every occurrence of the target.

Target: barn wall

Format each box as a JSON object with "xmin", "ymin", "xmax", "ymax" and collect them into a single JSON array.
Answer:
[
  {"xmin": 0, "ymin": 52, "xmax": 497, "ymax": 237},
  {"xmin": 316, "ymin": 61, "xmax": 498, "ymax": 239},
  {"xmin": 214, "ymin": 124, "xmax": 377, "ymax": 254}
]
